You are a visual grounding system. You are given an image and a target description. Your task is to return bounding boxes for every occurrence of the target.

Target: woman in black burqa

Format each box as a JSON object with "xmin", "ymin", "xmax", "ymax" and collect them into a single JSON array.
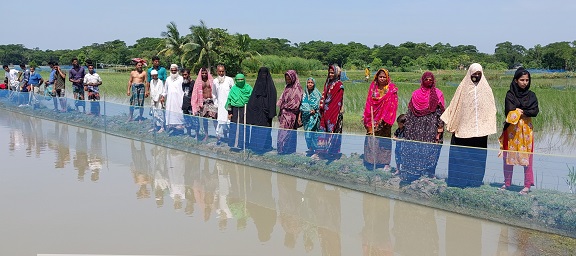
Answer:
[{"xmin": 247, "ymin": 67, "xmax": 277, "ymax": 154}]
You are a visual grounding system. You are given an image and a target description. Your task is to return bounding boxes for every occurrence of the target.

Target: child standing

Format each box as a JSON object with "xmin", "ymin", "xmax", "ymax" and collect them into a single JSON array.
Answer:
[{"xmin": 393, "ymin": 114, "xmax": 406, "ymax": 175}]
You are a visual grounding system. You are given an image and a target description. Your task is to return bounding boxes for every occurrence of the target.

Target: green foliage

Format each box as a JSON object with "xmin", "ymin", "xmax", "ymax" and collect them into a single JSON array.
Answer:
[{"xmin": 243, "ymin": 55, "xmax": 323, "ymax": 74}]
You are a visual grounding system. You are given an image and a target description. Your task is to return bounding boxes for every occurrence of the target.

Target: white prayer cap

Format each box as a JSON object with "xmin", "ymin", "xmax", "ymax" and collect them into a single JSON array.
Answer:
[
  {"xmin": 151, "ymin": 70, "xmax": 158, "ymax": 75},
  {"xmin": 170, "ymin": 64, "xmax": 178, "ymax": 69}
]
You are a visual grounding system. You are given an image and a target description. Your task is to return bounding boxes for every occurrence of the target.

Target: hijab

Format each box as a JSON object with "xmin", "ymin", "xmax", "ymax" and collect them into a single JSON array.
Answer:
[
  {"xmin": 440, "ymin": 63, "xmax": 497, "ymax": 138},
  {"xmin": 277, "ymin": 70, "xmax": 303, "ymax": 109},
  {"xmin": 247, "ymin": 67, "xmax": 277, "ymax": 123},
  {"xmin": 226, "ymin": 74, "xmax": 253, "ymax": 108},
  {"xmin": 362, "ymin": 68, "xmax": 398, "ymax": 126},
  {"xmin": 409, "ymin": 71, "xmax": 445, "ymax": 117},
  {"xmin": 505, "ymin": 67, "xmax": 538, "ymax": 116}
]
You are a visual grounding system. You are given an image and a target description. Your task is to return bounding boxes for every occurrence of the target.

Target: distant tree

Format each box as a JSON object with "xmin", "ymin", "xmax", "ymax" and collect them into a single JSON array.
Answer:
[
  {"xmin": 541, "ymin": 42, "xmax": 574, "ymax": 70},
  {"xmin": 494, "ymin": 41, "xmax": 526, "ymax": 69},
  {"xmin": 235, "ymin": 33, "xmax": 258, "ymax": 72}
]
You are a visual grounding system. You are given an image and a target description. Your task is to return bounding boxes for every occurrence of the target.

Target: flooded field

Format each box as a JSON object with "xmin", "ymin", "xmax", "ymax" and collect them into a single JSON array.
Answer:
[{"xmin": 1, "ymin": 111, "xmax": 575, "ymax": 255}]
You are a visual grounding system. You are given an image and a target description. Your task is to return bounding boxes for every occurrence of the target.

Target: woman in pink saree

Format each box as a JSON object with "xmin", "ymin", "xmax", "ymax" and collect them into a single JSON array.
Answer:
[{"xmin": 362, "ymin": 68, "xmax": 398, "ymax": 171}]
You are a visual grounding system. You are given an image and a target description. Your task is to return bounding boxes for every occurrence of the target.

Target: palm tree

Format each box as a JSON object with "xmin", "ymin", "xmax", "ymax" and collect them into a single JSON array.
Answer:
[
  {"xmin": 159, "ymin": 21, "xmax": 194, "ymax": 67},
  {"xmin": 236, "ymin": 33, "xmax": 259, "ymax": 71},
  {"xmin": 189, "ymin": 20, "xmax": 213, "ymax": 71}
]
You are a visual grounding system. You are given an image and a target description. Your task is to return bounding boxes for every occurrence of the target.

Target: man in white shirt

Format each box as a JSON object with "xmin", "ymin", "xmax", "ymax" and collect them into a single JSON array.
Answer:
[
  {"xmin": 3, "ymin": 65, "xmax": 20, "ymax": 91},
  {"xmin": 164, "ymin": 64, "xmax": 185, "ymax": 133},
  {"xmin": 83, "ymin": 63, "xmax": 102, "ymax": 116},
  {"xmin": 212, "ymin": 64, "xmax": 234, "ymax": 144},
  {"xmin": 149, "ymin": 69, "xmax": 166, "ymax": 133}
]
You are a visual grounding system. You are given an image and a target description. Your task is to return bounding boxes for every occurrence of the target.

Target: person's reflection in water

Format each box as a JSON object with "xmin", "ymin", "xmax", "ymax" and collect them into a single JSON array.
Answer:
[
  {"xmin": 215, "ymin": 160, "xmax": 233, "ymax": 231},
  {"xmin": 361, "ymin": 194, "xmax": 395, "ymax": 255},
  {"xmin": 277, "ymin": 174, "xmax": 304, "ymax": 249},
  {"xmin": 73, "ymin": 128, "xmax": 89, "ymax": 181},
  {"xmin": 32, "ymin": 116, "xmax": 47, "ymax": 157},
  {"xmin": 184, "ymin": 153, "xmax": 197, "ymax": 216},
  {"xmin": 303, "ymin": 181, "xmax": 341, "ymax": 255},
  {"xmin": 131, "ymin": 141, "xmax": 151, "ymax": 199},
  {"xmin": 54, "ymin": 123, "xmax": 70, "ymax": 169},
  {"xmin": 152, "ymin": 146, "xmax": 168, "ymax": 208},
  {"xmin": 392, "ymin": 201, "xmax": 439, "ymax": 255},
  {"xmin": 167, "ymin": 148, "xmax": 186, "ymax": 211},
  {"xmin": 192, "ymin": 157, "xmax": 217, "ymax": 221},
  {"xmin": 436, "ymin": 210, "xmax": 517, "ymax": 256},
  {"xmin": 227, "ymin": 163, "xmax": 249, "ymax": 231},
  {"xmin": 88, "ymin": 131, "xmax": 104, "ymax": 182},
  {"xmin": 247, "ymin": 171, "xmax": 277, "ymax": 242},
  {"xmin": 9, "ymin": 125, "xmax": 24, "ymax": 152}
]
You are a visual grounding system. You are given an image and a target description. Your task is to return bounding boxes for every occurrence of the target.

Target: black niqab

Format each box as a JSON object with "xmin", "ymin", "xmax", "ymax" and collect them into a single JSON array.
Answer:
[{"xmin": 247, "ymin": 67, "xmax": 277, "ymax": 126}]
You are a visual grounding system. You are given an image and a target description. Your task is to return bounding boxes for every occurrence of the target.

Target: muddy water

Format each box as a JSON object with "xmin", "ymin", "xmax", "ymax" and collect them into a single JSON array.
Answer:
[{"xmin": 0, "ymin": 111, "xmax": 572, "ymax": 256}]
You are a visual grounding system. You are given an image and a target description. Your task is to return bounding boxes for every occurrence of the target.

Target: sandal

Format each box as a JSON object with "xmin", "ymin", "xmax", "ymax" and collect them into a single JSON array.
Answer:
[
  {"xmin": 519, "ymin": 187, "xmax": 530, "ymax": 195},
  {"xmin": 498, "ymin": 185, "xmax": 508, "ymax": 191}
]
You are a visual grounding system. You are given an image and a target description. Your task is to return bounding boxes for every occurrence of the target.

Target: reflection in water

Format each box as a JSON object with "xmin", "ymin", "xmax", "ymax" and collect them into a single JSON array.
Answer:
[
  {"xmin": 89, "ymin": 131, "xmax": 103, "ymax": 181},
  {"xmin": 131, "ymin": 141, "xmax": 152, "ymax": 199},
  {"xmin": 1, "ymin": 111, "xmax": 574, "ymax": 255},
  {"xmin": 278, "ymin": 172, "xmax": 304, "ymax": 249},
  {"xmin": 168, "ymin": 148, "xmax": 186, "ymax": 210},
  {"xmin": 151, "ymin": 145, "xmax": 168, "ymax": 207},
  {"xmin": 247, "ymin": 168, "xmax": 277, "ymax": 242},
  {"xmin": 303, "ymin": 181, "xmax": 341, "ymax": 255},
  {"xmin": 362, "ymin": 194, "xmax": 394, "ymax": 255},
  {"xmin": 74, "ymin": 128, "xmax": 89, "ymax": 181}
]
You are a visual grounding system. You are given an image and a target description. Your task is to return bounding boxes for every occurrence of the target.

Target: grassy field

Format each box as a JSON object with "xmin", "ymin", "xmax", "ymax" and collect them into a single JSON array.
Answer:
[{"xmin": 35, "ymin": 69, "xmax": 576, "ymax": 134}]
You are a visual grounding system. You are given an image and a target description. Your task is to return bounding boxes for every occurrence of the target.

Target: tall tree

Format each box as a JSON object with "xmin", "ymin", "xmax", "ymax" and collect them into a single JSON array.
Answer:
[
  {"xmin": 235, "ymin": 33, "xmax": 258, "ymax": 72},
  {"xmin": 159, "ymin": 21, "xmax": 193, "ymax": 67},
  {"xmin": 189, "ymin": 20, "xmax": 214, "ymax": 70},
  {"xmin": 494, "ymin": 41, "xmax": 526, "ymax": 68}
]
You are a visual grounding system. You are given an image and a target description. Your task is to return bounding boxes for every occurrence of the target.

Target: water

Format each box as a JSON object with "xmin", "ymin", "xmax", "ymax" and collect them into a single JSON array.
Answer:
[{"xmin": 0, "ymin": 111, "xmax": 574, "ymax": 255}]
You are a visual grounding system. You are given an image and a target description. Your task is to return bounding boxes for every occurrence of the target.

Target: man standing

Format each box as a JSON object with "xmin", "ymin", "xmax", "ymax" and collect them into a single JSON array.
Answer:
[
  {"xmin": 44, "ymin": 62, "xmax": 56, "ymax": 97},
  {"xmin": 3, "ymin": 65, "xmax": 20, "ymax": 91},
  {"xmin": 212, "ymin": 64, "xmax": 234, "ymax": 143},
  {"xmin": 164, "ymin": 64, "xmax": 185, "ymax": 133},
  {"xmin": 69, "ymin": 58, "xmax": 86, "ymax": 112},
  {"xmin": 28, "ymin": 66, "xmax": 44, "ymax": 108},
  {"xmin": 15, "ymin": 64, "xmax": 30, "ymax": 106},
  {"xmin": 83, "ymin": 63, "xmax": 102, "ymax": 116},
  {"xmin": 192, "ymin": 67, "xmax": 215, "ymax": 141},
  {"xmin": 180, "ymin": 69, "xmax": 195, "ymax": 136},
  {"xmin": 52, "ymin": 62, "xmax": 67, "ymax": 112},
  {"xmin": 127, "ymin": 60, "xmax": 149, "ymax": 121},
  {"xmin": 149, "ymin": 70, "xmax": 166, "ymax": 133},
  {"xmin": 147, "ymin": 56, "xmax": 167, "ymax": 83}
]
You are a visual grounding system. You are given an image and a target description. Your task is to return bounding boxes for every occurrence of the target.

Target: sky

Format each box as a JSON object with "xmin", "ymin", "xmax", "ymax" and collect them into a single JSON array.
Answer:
[{"xmin": 4, "ymin": 0, "xmax": 575, "ymax": 54}]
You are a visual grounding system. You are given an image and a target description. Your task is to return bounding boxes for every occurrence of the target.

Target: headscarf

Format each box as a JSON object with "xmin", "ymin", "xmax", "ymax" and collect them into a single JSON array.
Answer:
[
  {"xmin": 277, "ymin": 70, "xmax": 303, "ymax": 110},
  {"xmin": 225, "ymin": 74, "xmax": 253, "ymax": 108},
  {"xmin": 325, "ymin": 64, "xmax": 342, "ymax": 86},
  {"xmin": 303, "ymin": 77, "xmax": 320, "ymax": 99},
  {"xmin": 247, "ymin": 67, "xmax": 277, "ymax": 124},
  {"xmin": 362, "ymin": 68, "xmax": 398, "ymax": 127},
  {"xmin": 191, "ymin": 68, "xmax": 214, "ymax": 114},
  {"xmin": 440, "ymin": 63, "xmax": 497, "ymax": 138},
  {"xmin": 409, "ymin": 71, "xmax": 445, "ymax": 117},
  {"xmin": 132, "ymin": 58, "xmax": 147, "ymax": 66},
  {"xmin": 505, "ymin": 67, "xmax": 539, "ymax": 116}
]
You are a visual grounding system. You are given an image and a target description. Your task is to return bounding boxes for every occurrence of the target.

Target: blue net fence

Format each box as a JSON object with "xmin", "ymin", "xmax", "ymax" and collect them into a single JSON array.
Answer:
[{"xmin": 1, "ymin": 89, "xmax": 575, "ymax": 238}]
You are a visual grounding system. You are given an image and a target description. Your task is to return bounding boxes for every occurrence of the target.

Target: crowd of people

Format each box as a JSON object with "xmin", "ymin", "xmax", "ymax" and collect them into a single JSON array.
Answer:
[{"xmin": 2, "ymin": 58, "xmax": 539, "ymax": 193}]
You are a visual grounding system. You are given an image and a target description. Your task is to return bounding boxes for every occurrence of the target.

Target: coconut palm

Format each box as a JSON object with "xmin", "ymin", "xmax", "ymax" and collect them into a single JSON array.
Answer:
[
  {"xmin": 159, "ymin": 21, "xmax": 194, "ymax": 67},
  {"xmin": 189, "ymin": 20, "xmax": 214, "ymax": 71},
  {"xmin": 236, "ymin": 33, "xmax": 259, "ymax": 71}
]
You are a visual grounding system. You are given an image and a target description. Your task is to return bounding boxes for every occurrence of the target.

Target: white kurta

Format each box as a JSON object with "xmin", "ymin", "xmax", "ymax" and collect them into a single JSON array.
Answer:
[
  {"xmin": 212, "ymin": 76, "xmax": 234, "ymax": 124},
  {"xmin": 164, "ymin": 75, "xmax": 184, "ymax": 126}
]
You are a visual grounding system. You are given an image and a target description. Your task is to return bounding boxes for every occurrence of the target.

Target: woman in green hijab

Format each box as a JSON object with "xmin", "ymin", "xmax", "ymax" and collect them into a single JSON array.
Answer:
[{"xmin": 226, "ymin": 74, "xmax": 253, "ymax": 149}]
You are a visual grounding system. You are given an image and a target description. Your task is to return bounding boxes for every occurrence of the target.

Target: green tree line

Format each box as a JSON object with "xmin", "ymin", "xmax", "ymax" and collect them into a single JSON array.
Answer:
[{"xmin": 2, "ymin": 20, "xmax": 576, "ymax": 73}]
